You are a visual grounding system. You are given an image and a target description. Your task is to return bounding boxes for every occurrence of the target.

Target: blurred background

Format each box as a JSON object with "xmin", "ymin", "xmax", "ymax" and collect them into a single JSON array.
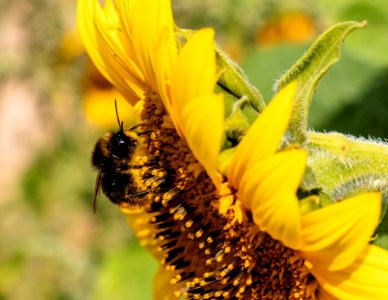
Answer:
[{"xmin": 0, "ymin": 0, "xmax": 387, "ymax": 299}]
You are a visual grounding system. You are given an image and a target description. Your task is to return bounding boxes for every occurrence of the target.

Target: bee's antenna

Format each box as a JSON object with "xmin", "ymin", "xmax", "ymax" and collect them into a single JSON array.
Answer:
[{"xmin": 114, "ymin": 99, "xmax": 124, "ymax": 131}]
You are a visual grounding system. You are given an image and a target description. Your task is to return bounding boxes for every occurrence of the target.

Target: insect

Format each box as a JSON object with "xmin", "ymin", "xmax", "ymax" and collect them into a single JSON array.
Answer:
[{"xmin": 91, "ymin": 101, "xmax": 167, "ymax": 212}]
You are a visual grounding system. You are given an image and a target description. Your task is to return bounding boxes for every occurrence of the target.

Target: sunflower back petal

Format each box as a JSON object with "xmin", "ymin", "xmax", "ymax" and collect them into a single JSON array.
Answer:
[{"xmin": 78, "ymin": 0, "xmax": 145, "ymax": 104}]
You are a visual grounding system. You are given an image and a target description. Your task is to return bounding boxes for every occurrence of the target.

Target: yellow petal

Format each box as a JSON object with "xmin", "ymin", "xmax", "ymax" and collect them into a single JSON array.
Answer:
[
  {"xmin": 227, "ymin": 81, "xmax": 297, "ymax": 188},
  {"xmin": 153, "ymin": 267, "xmax": 183, "ymax": 300},
  {"xmin": 180, "ymin": 94, "xmax": 224, "ymax": 188},
  {"xmin": 318, "ymin": 288, "xmax": 338, "ymax": 300},
  {"xmin": 153, "ymin": 25, "xmax": 177, "ymax": 127},
  {"xmin": 78, "ymin": 0, "xmax": 145, "ymax": 104},
  {"xmin": 120, "ymin": 207, "xmax": 162, "ymax": 260},
  {"xmin": 170, "ymin": 28, "xmax": 217, "ymax": 137},
  {"xmin": 301, "ymin": 192, "xmax": 381, "ymax": 271},
  {"xmin": 122, "ymin": 0, "xmax": 178, "ymax": 128},
  {"xmin": 131, "ymin": 0, "xmax": 176, "ymax": 92},
  {"xmin": 171, "ymin": 28, "xmax": 217, "ymax": 113},
  {"xmin": 239, "ymin": 150, "xmax": 307, "ymax": 249},
  {"xmin": 170, "ymin": 29, "xmax": 223, "ymax": 187},
  {"xmin": 114, "ymin": 0, "xmax": 136, "ymax": 43},
  {"xmin": 310, "ymin": 245, "xmax": 388, "ymax": 300}
]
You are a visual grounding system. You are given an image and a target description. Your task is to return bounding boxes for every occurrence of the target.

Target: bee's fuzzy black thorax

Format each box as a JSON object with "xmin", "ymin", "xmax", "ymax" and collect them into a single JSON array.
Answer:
[{"xmin": 91, "ymin": 132, "xmax": 113, "ymax": 169}]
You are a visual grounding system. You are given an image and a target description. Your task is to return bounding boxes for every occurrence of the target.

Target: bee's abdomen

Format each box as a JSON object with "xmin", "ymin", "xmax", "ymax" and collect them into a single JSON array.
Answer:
[{"xmin": 101, "ymin": 171, "xmax": 132, "ymax": 204}]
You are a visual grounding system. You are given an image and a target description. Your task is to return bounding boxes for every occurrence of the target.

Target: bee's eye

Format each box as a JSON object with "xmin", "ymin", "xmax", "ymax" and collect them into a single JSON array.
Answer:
[{"xmin": 111, "ymin": 132, "xmax": 137, "ymax": 158}]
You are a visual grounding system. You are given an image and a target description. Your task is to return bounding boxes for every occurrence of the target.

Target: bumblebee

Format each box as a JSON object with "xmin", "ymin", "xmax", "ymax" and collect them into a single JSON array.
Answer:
[{"xmin": 91, "ymin": 104, "xmax": 167, "ymax": 212}]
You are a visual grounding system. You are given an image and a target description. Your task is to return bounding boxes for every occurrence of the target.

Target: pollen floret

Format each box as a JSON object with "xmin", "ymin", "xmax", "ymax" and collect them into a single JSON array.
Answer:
[{"xmin": 131, "ymin": 94, "xmax": 319, "ymax": 299}]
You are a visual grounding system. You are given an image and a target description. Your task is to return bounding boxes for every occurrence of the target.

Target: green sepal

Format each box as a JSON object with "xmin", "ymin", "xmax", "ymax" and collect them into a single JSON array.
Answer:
[
  {"xmin": 217, "ymin": 91, "xmax": 259, "ymax": 174},
  {"xmin": 307, "ymin": 131, "xmax": 388, "ymax": 249},
  {"xmin": 220, "ymin": 87, "xmax": 259, "ymax": 147},
  {"xmin": 215, "ymin": 45, "xmax": 265, "ymax": 113},
  {"xmin": 275, "ymin": 21, "xmax": 367, "ymax": 143}
]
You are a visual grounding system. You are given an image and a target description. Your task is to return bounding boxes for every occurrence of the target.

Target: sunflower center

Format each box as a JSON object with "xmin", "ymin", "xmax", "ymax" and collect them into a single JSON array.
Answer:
[{"xmin": 126, "ymin": 93, "xmax": 319, "ymax": 299}]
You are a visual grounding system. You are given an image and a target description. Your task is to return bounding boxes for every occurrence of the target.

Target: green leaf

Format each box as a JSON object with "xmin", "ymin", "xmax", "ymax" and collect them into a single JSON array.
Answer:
[
  {"xmin": 275, "ymin": 21, "xmax": 367, "ymax": 143},
  {"xmin": 241, "ymin": 44, "xmax": 309, "ymax": 103}
]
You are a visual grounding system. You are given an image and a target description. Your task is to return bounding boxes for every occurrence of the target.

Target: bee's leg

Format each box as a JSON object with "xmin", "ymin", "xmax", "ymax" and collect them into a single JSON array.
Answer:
[
  {"xmin": 93, "ymin": 170, "xmax": 103, "ymax": 213},
  {"xmin": 126, "ymin": 122, "xmax": 155, "ymax": 136}
]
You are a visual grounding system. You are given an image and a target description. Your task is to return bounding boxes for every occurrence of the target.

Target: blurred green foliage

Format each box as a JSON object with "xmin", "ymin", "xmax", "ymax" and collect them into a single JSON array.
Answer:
[{"xmin": 0, "ymin": 0, "xmax": 386, "ymax": 299}]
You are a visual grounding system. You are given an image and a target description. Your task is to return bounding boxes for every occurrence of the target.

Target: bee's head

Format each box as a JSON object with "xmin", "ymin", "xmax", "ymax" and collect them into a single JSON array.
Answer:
[
  {"xmin": 107, "ymin": 99, "xmax": 139, "ymax": 158},
  {"xmin": 110, "ymin": 129, "xmax": 139, "ymax": 158},
  {"xmin": 91, "ymin": 129, "xmax": 140, "ymax": 168}
]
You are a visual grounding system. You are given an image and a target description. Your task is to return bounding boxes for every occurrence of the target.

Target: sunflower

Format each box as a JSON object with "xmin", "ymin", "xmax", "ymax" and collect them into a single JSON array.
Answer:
[
  {"xmin": 78, "ymin": 0, "xmax": 388, "ymax": 299},
  {"xmin": 256, "ymin": 11, "xmax": 317, "ymax": 47}
]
